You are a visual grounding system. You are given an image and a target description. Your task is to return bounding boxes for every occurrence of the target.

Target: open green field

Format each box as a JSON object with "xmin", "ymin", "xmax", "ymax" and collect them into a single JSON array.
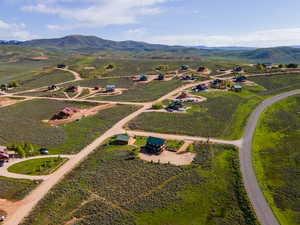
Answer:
[
  {"xmin": 21, "ymin": 141, "xmax": 258, "ymax": 225},
  {"xmin": 253, "ymin": 95, "xmax": 300, "ymax": 225},
  {"xmin": 247, "ymin": 73, "xmax": 300, "ymax": 96},
  {"xmin": 128, "ymin": 90, "xmax": 263, "ymax": 139},
  {"xmin": 8, "ymin": 157, "xmax": 68, "ymax": 176},
  {"xmin": 0, "ymin": 46, "xmax": 66, "ymax": 83},
  {"xmin": 69, "ymin": 57, "xmax": 238, "ymax": 78},
  {"xmin": 90, "ymin": 79, "xmax": 184, "ymax": 102},
  {"xmin": 73, "ymin": 77, "xmax": 135, "ymax": 89},
  {"xmin": 9, "ymin": 69, "xmax": 74, "ymax": 92},
  {"xmin": 0, "ymin": 99, "xmax": 139, "ymax": 154},
  {"xmin": 0, "ymin": 176, "xmax": 40, "ymax": 201}
]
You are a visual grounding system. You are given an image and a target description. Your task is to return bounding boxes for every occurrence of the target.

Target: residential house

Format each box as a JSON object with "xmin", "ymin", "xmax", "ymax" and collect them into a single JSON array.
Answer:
[
  {"xmin": 197, "ymin": 66, "xmax": 206, "ymax": 72},
  {"xmin": 114, "ymin": 134, "xmax": 135, "ymax": 145},
  {"xmin": 180, "ymin": 65, "xmax": 190, "ymax": 71},
  {"xmin": 192, "ymin": 84, "xmax": 208, "ymax": 92},
  {"xmin": 106, "ymin": 85, "xmax": 116, "ymax": 92},
  {"xmin": 177, "ymin": 92, "xmax": 188, "ymax": 100},
  {"xmin": 0, "ymin": 147, "xmax": 9, "ymax": 161},
  {"xmin": 158, "ymin": 74, "xmax": 165, "ymax": 80},
  {"xmin": 234, "ymin": 66, "xmax": 243, "ymax": 72},
  {"xmin": 57, "ymin": 64, "xmax": 66, "ymax": 69},
  {"xmin": 235, "ymin": 75, "xmax": 247, "ymax": 82},
  {"xmin": 65, "ymin": 86, "xmax": 78, "ymax": 93},
  {"xmin": 145, "ymin": 136, "xmax": 166, "ymax": 154},
  {"xmin": 48, "ymin": 85, "xmax": 58, "ymax": 91},
  {"xmin": 168, "ymin": 99, "xmax": 185, "ymax": 111},
  {"xmin": 139, "ymin": 74, "xmax": 148, "ymax": 81},
  {"xmin": 232, "ymin": 85, "xmax": 242, "ymax": 92},
  {"xmin": 53, "ymin": 107, "xmax": 80, "ymax": 120}
]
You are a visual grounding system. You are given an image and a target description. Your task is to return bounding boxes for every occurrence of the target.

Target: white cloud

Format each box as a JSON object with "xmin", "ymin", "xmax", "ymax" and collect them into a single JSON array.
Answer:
[
  {"xmin": 22, "ymin": 0, "xmax": 170, "ymax": 28},
  {"xmin": 0, "ymin": 20, "xmax": 37, "ymax": 40},
  {"xmin": 146, "ymin": 28, "xmax": 300, "ymax": 47},
  {"xmin": 124, "ymin": 28, "xmax": 147, "ymax": 39}
]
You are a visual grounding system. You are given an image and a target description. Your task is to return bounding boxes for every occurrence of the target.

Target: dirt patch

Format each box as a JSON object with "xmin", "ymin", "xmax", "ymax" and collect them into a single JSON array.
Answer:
[
  {"xmin": 65, "ymin": 217, "xmax": 81, "ymax": 225},
  {"xmin": 0, "ymin": 199, "xmax": 22, "ymax": 218},
  {"xmin": 83, "ymin": 67, "xmax": 96, "ymax": 70},
  {"xmin": 0, "ymin": 97, "xmax": 19, "ymax": 108},
  {"xmin": 31, "ymin": 56, "xmax": 49, "ymax": 61},
  {"xmin": 48, "ymin": 104, "xmax": 116, "ymax": 126},
  {"xmin": 138, "ymin": 150, "xmax": 196, "ymax": 166},
  {"xmin": 177, "ymin": 141, "xmax": 193, "ymax": 154}
]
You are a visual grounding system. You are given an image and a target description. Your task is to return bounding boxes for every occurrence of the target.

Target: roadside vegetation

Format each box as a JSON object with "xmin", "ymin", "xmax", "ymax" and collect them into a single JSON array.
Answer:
[
  {"xmin": 0, "ymin": 99, "xmax": 139, "ymax": 154},
  {"xmin": 247, "ymin": 73, "xmax": 300, "ymax": 96},
  {"xmin": 253, "ymin": 95, "xmax": 300, "ymax": 225},
  {"xmin": 0, "ymin": 176, "xmax": 40, "ymax": 201},
  {"xmin": 21, "ymin": 141, "xmax": 258, "ymax": 225},
  {"xmin": 8, "ymin": 157, "xmax": 68, "ymax": 176}
]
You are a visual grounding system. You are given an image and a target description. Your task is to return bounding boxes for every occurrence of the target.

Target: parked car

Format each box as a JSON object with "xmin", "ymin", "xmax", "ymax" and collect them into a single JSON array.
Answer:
[
  {"xmin": 0, "ymin": 215, "xmax": 5, "ymax": 221},
  {"xmin": 40, "ymin": 148, "xmax": 49, "ymax": 155}
]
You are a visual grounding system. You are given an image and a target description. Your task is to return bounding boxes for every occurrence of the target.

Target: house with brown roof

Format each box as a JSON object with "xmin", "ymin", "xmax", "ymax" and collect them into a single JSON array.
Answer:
[
  {"xmin": 177, "ymin": 92, "xmax": 188, "ymax": 100},
  {"xmin": 53, "ymin": 107, "xmax": 81, "ymax": 120},
  {"xmin": 0, "ymin": 147, "xmax": 9, "ymax": 161},
  {"xmin": 65, "ymin": 86, "xmax": 78, "ymax": 93}
]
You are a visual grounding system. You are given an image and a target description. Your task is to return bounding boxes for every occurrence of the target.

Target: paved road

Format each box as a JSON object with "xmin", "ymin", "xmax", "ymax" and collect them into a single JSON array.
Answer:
[{"xmin": 240, "ymin": 89, "xmax": 300, "ymax": 225}]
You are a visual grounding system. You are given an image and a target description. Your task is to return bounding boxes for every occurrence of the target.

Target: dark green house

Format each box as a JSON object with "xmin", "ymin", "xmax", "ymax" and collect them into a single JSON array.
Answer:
[
  {"xmin": 114, "ymin": 134, "xmax": 132, "ymax": 145},
  {"xmin": 145, "ymin": 136, "xmax": 166, "ymax": 154}
]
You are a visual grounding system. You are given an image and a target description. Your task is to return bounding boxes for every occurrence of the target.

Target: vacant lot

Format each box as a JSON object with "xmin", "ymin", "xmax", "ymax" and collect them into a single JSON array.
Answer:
[
  {"xmin": 90, "ymin": 79, "xmax": 183, "ymax": 102},
  {"xmin": 0, "ymin": 176, "xmax": 40, "ymax": 201},
  {"xmin": 0, "ymin": 46, "xmax": 66, "ymax": 83},
  {"xmin": 0, "ymin": 99, "xmax": 139, "ymax": 154},
  {"xmin": 73, "ymin": 77, "xmax": 135, "ymax": 89},
  {"xmin": 253, "ymin": 95, "xmax": 300, "ymax": 225},
  {"xmin": 69, "ymin": 57, "xmax": 239, "ymax": 78},
  {"xmin": 21, "ymin": 142, "xmax": 258, "ymax": 225},
  {"xmin": 9, "ymin": 69, "xmax": 74, "ymax": 92},
  {"xmin": 8, "ymin": 157, "xmax": 68, "ymax": 176},
  {"xmin": 128, "ymin": 91, "xmax": 263, "ymax": 139},
  {"xmin": 247, "ymin": 73, "xmax": 300, "ymax": 96}
]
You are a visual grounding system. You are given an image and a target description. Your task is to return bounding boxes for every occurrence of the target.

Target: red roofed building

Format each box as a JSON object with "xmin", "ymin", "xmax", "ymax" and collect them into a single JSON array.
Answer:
[
  {"xmin": 53, "ymin": 107, "xmax": 81, "ymax": 120},
  {"xmin": 177, "ymin": 92, "xmax": 188, "ymax": 100},
  {"xmin": 65, "ymin": 86, "xmax": 78, "ymax": 93},
  {"xmin": 0, "ymin": 147, "xmax": 9, "ymax": 161}
]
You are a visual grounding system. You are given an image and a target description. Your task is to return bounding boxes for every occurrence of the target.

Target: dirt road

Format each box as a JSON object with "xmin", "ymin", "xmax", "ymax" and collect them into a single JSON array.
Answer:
[
  {"xmin": 57, "ymin": 67, "xmax": 83, "ymax": 81},
  {"xmin": 240, "ymin": 89, "xmax": 300, "ymax": 225},
  {"xmin": 0, "ymin": 155, "xmax": 74, "ymax": 181},
  {"xmin": 127, "ymin": 130, "xmax": 242, "ymax": 147},
  {"xmin": 2, "ymin": 105, "xmax": 148, "ymax": 225}
]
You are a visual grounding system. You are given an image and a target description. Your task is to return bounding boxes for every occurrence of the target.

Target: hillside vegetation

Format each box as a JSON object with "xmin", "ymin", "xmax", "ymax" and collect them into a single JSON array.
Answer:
[
  {"xmin": 253, "ymin": 95, "xmax": 300, "ymax": 225},
  {"xmin": 21, "ymin": 142, "xmax": 259, "ymax": 225}
]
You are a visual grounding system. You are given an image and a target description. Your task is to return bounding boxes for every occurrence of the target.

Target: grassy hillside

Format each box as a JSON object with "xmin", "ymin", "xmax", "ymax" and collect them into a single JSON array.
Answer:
[
  {"xmin": 17, "ymin": 35, "xmax": 300, "ymax": 63},
  {"xmin": 253, "ymin": 95, "xmax": 300, "ymax": 225},
  {"xmin": 21, "ymin": 142, "xmax": 258, "ymax": 225},
  {"xmin": 0, "ymin": 99, "xmax": 139, "ymax": 154}
]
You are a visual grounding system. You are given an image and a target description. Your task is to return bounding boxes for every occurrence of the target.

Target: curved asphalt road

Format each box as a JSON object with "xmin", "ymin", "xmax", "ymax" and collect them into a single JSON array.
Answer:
[{"xmin": 240, "ymin": 89, "xmax": 300, "ymax": 225}]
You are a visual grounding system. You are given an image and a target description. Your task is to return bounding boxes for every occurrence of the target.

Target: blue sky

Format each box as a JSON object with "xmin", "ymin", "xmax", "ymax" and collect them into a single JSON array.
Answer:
[{"xmin": 1, "ymin": 0, "xmax": 300, "ymax": 47}]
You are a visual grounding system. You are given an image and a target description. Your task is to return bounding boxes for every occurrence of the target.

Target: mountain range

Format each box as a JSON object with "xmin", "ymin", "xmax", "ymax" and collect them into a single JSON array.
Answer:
[{"xmin": 2, "ymin": 35, "xmax": 300, "ymax": 63}]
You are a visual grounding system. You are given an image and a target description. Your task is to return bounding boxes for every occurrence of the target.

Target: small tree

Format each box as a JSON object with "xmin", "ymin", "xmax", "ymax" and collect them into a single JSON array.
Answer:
[
  {"xmin": 16, "ymin": 145, "xmax": 26, "ymax": 158},
  {"xmin": 152, "ymin": 102, "xmax": 164, "ymax": 110}
]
